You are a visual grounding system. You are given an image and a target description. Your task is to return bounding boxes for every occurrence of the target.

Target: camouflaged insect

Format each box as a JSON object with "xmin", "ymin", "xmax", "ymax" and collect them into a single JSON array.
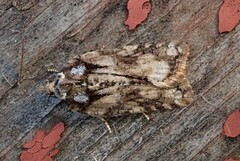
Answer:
[{"xmin": 45, "ymin": 42, "xmax": 195, "ymax": 132}]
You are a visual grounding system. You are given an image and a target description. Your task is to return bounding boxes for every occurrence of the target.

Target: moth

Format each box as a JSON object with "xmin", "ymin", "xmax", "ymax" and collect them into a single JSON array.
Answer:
[{"xmin": 45, "ymin": 42, "xmax": 195, "ymax": 132}]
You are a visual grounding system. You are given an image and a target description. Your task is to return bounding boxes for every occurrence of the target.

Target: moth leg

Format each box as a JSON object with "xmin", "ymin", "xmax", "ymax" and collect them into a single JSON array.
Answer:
[
  {"xmin": 100, "ymin": 117, "xmax": 112, "ymax": 133},
  {"xmin": 143, "ymin": 113, "xmax": 150, "ymax": 120}
]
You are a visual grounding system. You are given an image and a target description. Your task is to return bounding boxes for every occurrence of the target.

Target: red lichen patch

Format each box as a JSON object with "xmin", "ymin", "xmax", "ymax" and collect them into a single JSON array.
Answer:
[
  {"xmin": 23, "ymin": 137, "xmax": 37, "ymax": 149},
  {"xmin": 35, "ymin": 130, "xmax": 45, "ymax": 142},
  {"xmin": 48, "ymin": 148, "xmax": 60, "ymax": 157},
  {"xmin": 20, "ymin": 122, "xmax": 65, "ymax": 161},
  {"xmin": 224, "ymin": 159, "xmax": 240, "ymax": 161},
  {"xmin": 42, "ymin": 156, "xmax": 55, "ymax": 161},
  {"xmin": 23, "ymin": 130, "xmax": 45, "ymax": 149},
  {"xmin": 218, "ymin": 0, "xmax": 240, "ymax": 33},
  {"xmin": 125, "ymin": 0, "xmax": 151, "ymax": 30},
  {"xmin": 33, "ymin": 146, "xmax": 54, "ymax": 161},
  {"xmin": 42, "ymin": 122, "xmax": 65, "ymax": 148},
  {"xmin": 224, "ymin": 110, "xmax": 240, "ymax": 137},
  {"xmin": 41, "ymin": 149, "xmax": 60, "ymax": 161},
  {"xmin": 27, "ymin": 142, "xmax": 42, "ymax": 153},
  {"xmin": 20, "ymin": 151, "xmax": 33, "ymax": 161}
]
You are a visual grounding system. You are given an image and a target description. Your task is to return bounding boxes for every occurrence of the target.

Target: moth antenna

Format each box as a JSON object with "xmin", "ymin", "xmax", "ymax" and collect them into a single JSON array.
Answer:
[
  {"xmin": 47, "ymin": 68, "xmax": 59, "ymax": 73},
  {"xmin": 143, "ymin": 113, "xmax": 150, "ymax": 120},
  {"xmin": 100, "ymin": 118, "xmax": 112, "ymax": 133}
]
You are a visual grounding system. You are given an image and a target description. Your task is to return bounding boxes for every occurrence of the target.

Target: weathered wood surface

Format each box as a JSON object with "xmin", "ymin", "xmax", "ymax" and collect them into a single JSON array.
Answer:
[{"xmin": 0, "ymin": 0, "xmax": 240, "ymax": 160}]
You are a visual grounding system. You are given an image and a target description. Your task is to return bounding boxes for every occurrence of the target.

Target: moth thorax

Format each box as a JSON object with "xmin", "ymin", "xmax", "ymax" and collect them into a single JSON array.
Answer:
[
  {"xmin": 73, "ymin": 92, "xmax": 89, "ymax": 104},
  {"xmin": 70, "ymin": 65, "xmax": 86, "ymax": 76}
]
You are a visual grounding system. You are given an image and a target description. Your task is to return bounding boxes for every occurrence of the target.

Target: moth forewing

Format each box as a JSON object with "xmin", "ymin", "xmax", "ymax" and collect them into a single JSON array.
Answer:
[{"xmin": 45, "ymin": 42, "xmax": 195, "ymax": 132}]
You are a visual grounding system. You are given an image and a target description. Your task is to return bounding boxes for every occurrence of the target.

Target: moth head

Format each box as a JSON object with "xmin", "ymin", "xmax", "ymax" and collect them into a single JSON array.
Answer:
[
  {"xmin": 43, "ymin": 72, "xmax": 69, "ymax": 99},
  {"xmin": 55, "ymin": 72, "xmax": 66, "ymax": 82}
]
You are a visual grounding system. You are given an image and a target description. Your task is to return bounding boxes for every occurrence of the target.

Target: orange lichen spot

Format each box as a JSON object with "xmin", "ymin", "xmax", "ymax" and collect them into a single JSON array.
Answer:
[
  {"xmin": 27, "ymin": 142, "xmax": 42, "ymax": 153},
  {"xmin": 32, "ymin": 146, "xmax": 54, "ymax": 161},
  {"xmin": 42, "ymin": 122, "xmax": 65, "ymax": 148},
  {"xmin": 23, "ymin": 130, "xmax": 45, "ymax": 149},
  {"xmin": 20, "ymin": 151, "xmax": 33, "ymax": 161},
  {"xmin": 23, "ymin": 137, "xmax": 37, "ymax": 149},
  {"xmin": 224, "ymin": 159, "xmax": 240, "ymax": 161},
  {"xmin": 218, "ymin": 0, "xmax": 240, "ymax": 33},
  {"xmin": 35, "ymin": 130, "xmax": 45, "ymax": 142},
  {"xmin": 20, "ymin": 122, "xmax": 65, "ymax": 161},
  {"xmin": 223, "ymin": 110, "xmax": 240, "ymax": 138},
  {"xmin": 125, "ymin": 0, "xmax": 151, "ymax": 30}
]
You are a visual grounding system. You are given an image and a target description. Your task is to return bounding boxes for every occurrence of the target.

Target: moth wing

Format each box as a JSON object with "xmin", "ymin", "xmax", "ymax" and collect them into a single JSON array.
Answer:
[
  {"xmin": 63, "ymin": 43, "xmax": 195, "ymax": 117},
  {"xmin": 79, "ymin": 44, "xmax": 190, "ymax": 89},
  {"xmin": 83, "ymin": 85, "xmax": 159, "ymax": 117}
]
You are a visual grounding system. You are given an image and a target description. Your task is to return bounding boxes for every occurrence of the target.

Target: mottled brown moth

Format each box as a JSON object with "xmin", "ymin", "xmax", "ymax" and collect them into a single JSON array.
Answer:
[{"xmin": 45, "ymin": 42, "xmax": 195, "ymax": 132}]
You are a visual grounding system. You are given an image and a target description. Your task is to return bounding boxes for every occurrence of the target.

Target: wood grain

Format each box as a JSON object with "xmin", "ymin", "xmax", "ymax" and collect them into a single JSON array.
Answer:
[{"xmin": 0, "ymin": 0, "xmax": 239, "ymax": 160}]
